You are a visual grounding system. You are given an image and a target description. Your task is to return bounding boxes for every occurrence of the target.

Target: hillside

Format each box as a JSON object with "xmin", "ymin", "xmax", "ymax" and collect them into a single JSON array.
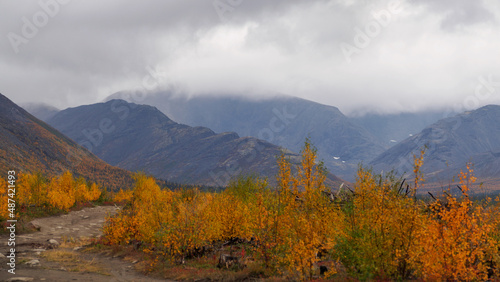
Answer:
[
  {"xmin": 0, "ymin": 93, "xmax": 133, "ymax": 190},
  {"xmin": 106, "ymin": 91, "xmax": 385, "ymax": 181},
  {"xmin": 21, "ymin": 102, "xmax": 60, "ymax": 122},
  {"xmin": 370, "ymin": 105, "xmax": 500, "ymax": 183},
  {"xmin": 351, "ymin": 110, "xmax": 445, "ymax": 147},
  {"xmin": 47, "ymin": 99, "xmax": 344, "ymax": 186}
]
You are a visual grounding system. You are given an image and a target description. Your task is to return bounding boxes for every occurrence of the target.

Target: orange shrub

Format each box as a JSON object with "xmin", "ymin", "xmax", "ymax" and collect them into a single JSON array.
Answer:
[
  {"xmin": 99, "ymin": 144, "xmax": 500, "ymax": 281},
  {"xmin": 411, "ymin": 164, "xmax": 500, "ymax": 280},
  {"xmin": 113, "ymin": 188, "xmax": 133, "ymax": 203}
]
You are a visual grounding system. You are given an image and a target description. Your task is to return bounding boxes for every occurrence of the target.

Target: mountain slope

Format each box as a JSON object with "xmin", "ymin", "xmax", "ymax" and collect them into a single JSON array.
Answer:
[
  {"xmin": 370, "ymin": 105, "xmax": 500, "ymax": 182},
  {"xmin": 351, "ymin": 110, "xmax": 445, "ymax": 147},
  {"xmin": 106, "ymin": 92, "xmax": 386, "ymax": 181},
  {"xmin": 21, "ymin": 102, "xmax": 60, "ymax": 122},
  {"xmin": 0, "ymin": 93, "xmax": 133, "ymax": 190},
  {"xmin": 47, "ymin": 99, "xmax": 343, "ymax": 186}
]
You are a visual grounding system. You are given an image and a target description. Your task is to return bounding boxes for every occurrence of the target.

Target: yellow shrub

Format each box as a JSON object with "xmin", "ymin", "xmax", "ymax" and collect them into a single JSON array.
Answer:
[
  {"xmin": 17, "ymin": 172, "xmax": 47, "ymax": 206},
  {"xmin": 411, "ymin": 164, "xmax": 499, "ymax": 280},
  {"xmin": 0, "ymin": 177, "xmax": 10, "ymax": 220},
  {"xmin": 87, "ymin": 183, "xmax": 101, "ymax": 201},
  {"xmin": 102, "ymin": 213, "xmax": 138, "ymax": 245},
  {"xmin": 46, "ymin": 172, "xmax": 76, "ymax": 211},
  {"xmin": 74, "ymin": 183, "xmax": 89, "ymax": 203},
  {"xmin": 99, "ymin": 144, "xmax": 500, "ymax": 281},
  {"xmin": 113, "ymin": 188, "xmax": 133, "ymax": 203}
]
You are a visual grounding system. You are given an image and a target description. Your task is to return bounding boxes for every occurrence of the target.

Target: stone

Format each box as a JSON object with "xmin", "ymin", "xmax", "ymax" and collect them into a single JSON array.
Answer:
[
  {"xmin": 48, "ymin": 239, "xmax": 60, "ymax": 249},
  {"xmin": 27, "ymin": 222, "xmax": 41, "ymax": 231},
  {"xmin": 48, "ymin": 239, "xmax": 59, "ymax": 245},
  {"xmin": 31, "ymin": 221, "xmax": 41, "ymax": 229},
  {"xmin": 25, "ymin": 259, "xmax": 40, "ymax": 267}
]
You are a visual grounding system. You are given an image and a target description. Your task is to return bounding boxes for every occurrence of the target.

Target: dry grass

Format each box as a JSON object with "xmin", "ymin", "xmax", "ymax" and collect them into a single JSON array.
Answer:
[
  {"xmin": 157, "ymin": 257, "xmax": 270, "ymax": 281},
  {"xmin": 59, "ymin": 236, "xmax": 91, "ymax": 247},
  {"xmin": 87, "ymin": 241, "xmax": 275, "ymax": 281},
  {"xmin": 41, "ymin": 237, "xmax": 109, "ymax": 275}
]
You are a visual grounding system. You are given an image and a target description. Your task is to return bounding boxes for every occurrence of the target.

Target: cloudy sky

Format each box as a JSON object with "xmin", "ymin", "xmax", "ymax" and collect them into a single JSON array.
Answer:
[{"xmin": 1, "ymin": 0, "xmax": 499, "ymax": 115}]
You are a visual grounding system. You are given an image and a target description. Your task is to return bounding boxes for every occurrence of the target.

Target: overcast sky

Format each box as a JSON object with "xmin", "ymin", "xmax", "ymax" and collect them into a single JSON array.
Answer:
[{"xmin": 1, "ymin": 0, "xmax": 499, "ymax": 115}]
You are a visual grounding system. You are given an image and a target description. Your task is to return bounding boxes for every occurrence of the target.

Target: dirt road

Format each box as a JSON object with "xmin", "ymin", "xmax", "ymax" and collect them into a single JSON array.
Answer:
[{"xmin": 0, "ymin": 206, "xmax": 167, "ymax": 282}]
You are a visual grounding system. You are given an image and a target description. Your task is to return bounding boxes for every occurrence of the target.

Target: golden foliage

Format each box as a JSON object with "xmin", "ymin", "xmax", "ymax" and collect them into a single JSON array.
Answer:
[
  {"xmin": 0, "ymin": 177, "xmax": 9, "ymax": 220},
  {"xmin": 411, "ymin": 164, "xmax": 500, "ymax": 280},
  {"xmin": 272, "ymin": 142, "xmax": 343, "ymax": 279},
  {"xmin": 100, "ymin": 144, "xmax": 500, "ymax": 281},
  {"xmin": 0, "ymin": 171, "xmax": 103, "ymax": 214},
  {"xmin": 113, "ymin": 188, "xmax": 133, "ymax": 203},
  {"xmin": 102, "ymin": 141, "xmax": 344, "ymax": 280},
  {"xmin": 17, "ymin": 172, "xmax": 47, "ymax": 206}
]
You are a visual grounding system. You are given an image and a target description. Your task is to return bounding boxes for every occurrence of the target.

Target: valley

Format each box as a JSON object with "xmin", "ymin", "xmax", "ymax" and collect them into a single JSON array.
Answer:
[
  {"xmin": 2, "ymin": 91, "xmax": 500, "ymax": 281},
  {"xmin": 3, "ymin": 1, "xmax": 499, "ymax": 279}
]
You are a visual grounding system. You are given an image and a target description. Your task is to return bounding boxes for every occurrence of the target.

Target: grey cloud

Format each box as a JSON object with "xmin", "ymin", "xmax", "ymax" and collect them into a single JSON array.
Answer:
[
  {"xmin": 416, "ymin": 0, "xmax": 496, "ymax": 31},
  {"xmin": 1, "ymin": 0, "xmax": 499, "ymax": 115}
]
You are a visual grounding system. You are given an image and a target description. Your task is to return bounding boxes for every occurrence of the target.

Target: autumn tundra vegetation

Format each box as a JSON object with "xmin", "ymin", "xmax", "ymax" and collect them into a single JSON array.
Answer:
[
  {"xmin": 3, "ymin": 142, "xmax": 500, "ymax": 280},
  {"xmin": 0, "ymin": 171, "xmax": 102, "ymax": 219}
]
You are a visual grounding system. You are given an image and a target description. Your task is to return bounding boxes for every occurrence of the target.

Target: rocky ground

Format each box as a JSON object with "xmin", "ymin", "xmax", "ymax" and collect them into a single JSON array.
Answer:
[{"xmin": 0, "ymin": 206, "xmax": 167, "ymax": 282}]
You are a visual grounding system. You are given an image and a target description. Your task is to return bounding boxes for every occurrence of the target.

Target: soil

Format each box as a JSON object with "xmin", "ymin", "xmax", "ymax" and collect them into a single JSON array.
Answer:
[{"xmin": 0, "ymin": 206, "xmax": 168, "ymax": 282}]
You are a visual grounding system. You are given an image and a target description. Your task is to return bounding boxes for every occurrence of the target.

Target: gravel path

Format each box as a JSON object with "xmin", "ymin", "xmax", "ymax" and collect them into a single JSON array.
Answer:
[{"xmin": 0, "ymin": 206, "xmax": 167, "ymax": 282}]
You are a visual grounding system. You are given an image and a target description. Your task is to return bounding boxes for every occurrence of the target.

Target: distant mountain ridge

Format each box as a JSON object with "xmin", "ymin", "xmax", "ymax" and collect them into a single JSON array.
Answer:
[
  {"xmin": 0, "ymin": 93, "xmax": 133, "ymax": 190},
  {"xmin": 351, "ymin": 111, "xmax": 445, "ymax": 147},
  {"xmin": 370, "ymin": 105, "xmax": 500, "ymax": 183},
  {"xmin": 16, "ymin": 93, "xmax": 500, "ymax": 190},
  {"xmin": 47, "ymin": 99, "xmax": 345, "ymax": 186},
  {"xmin": 106, "ymin": 91, "xmax": 386, "ymax": 181}
]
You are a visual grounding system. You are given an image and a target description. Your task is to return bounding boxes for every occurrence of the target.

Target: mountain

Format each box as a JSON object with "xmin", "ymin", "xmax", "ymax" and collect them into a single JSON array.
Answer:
[
  {"xmin": 370, "ymin": 105, "xmax": 500, "ymax": 183},
  {"xmin": 0, "ymin": 93, "xmax": 133, "ymax": 190},
  {"xmin": 351, "ymin": 111, "xmax": 445, "ymax": 147},
  {"xmin": 106, "ymin": 91, "xmax": 386, "ymax": 181},
  {"xmin": 47, "ymin": 99, "xmax": 343, "ymax": 187},
  {"xmin": 20, "ymin": 102, "xmax": 60, "ymax": 122}
]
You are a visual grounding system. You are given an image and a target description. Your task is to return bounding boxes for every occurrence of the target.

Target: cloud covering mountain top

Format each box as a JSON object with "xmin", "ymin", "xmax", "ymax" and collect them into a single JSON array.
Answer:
[{"xmin": 2, "ymin": 0, "xmax": 499, "ymax": 115}]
